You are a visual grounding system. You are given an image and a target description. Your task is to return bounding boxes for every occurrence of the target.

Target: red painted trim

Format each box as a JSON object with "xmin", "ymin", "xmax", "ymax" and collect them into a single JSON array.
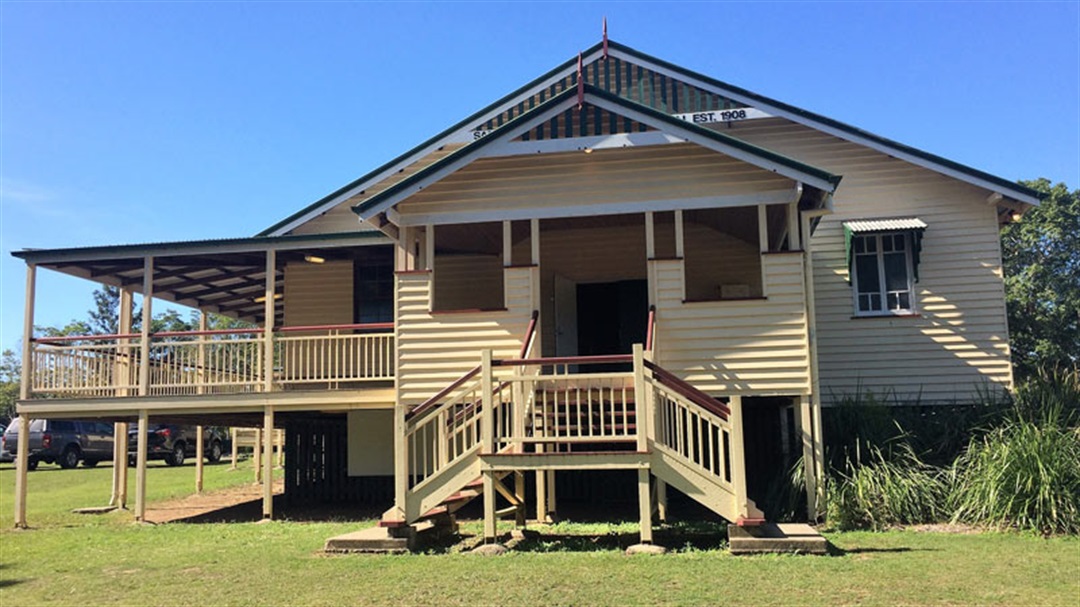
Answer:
[
  {"xmin": 276, "ymin": 322, "xmax": 393, "ymax": 333},
  {"xmin": 737, "ymin": 516, "xmax": 767, "ymax": 527},
  {"xmin": 519, "ymin": 310, "xmax": 539, "ymax": 358},
  {"xmin": 151, "ymin": 328, "xmax": 265, "ymax": 338},
  {"xmin": 643, "ymin": 359, "xmax": 731, "ymax": 420},
  {"xmin": 407, "ymin": 365, "xmax": 482, "ymax": 421},
  {"xmin": 34, "ymin": 323, "xmax": 395, "ymax": 343},
  {"xmin": 645, "ymin": 305, "xmax": 656, "ymax": 352},
  {"xmin": 429, "ymin": 308, "xmax": 509, "ymax": 315},
  {"xmin": 682, "ymin": 297, "xmax": 768, "ymax": 304},
  {"xmin": 850, "ymin": 313, "xmax": 921, "ymax": 320},
  {"xmin": 34, "ymin": 333, "xmax": 142, "ymax": 343},
  {"xmin": 494, "ymin": 354, "xmax": 633, "ymax": 367}
]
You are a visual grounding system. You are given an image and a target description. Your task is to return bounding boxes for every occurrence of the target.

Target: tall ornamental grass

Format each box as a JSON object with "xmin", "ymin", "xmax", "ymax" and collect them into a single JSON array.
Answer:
[
  {"xmin": 950, "ymin": 367, "xmax": 1080, "ymax": 535},
  {"xmin": 827, "ymin": 441, "xmax": 948, "ymax": 531}
]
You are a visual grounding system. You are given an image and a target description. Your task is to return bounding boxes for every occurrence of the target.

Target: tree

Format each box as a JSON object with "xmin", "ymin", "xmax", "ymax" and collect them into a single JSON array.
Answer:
[
  {"xmin": 1001, "ymin": 179, "xmax": 1080, "ymax": 380},
  {"xmin": 0, "ymin": 349, "xmax": 19, "ymax": 423}
]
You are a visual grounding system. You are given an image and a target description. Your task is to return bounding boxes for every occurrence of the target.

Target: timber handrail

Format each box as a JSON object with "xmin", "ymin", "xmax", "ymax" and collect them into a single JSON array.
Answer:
[
  {"xmin": 151, "ymin": 328, "xmax": 265, "ymax": 338},
  {"xmin": 276, "ymin": 322, "xmax": 394, "ymax": 333},
  {"xmin": 519, "ymin": 310, "xmax": 539, "ymax": 358},
  {"xmin": 494, "ymin": 354, "xmax": 633, "ymax": 367},
  {"xmin": 34, "ymin": 332, "xmax": 144, "ymax": 344},
  {"xmin": 643, "ymin": 359, "xmax": 730, "ymax": 420},
  {"xmin": 33, "ymin": 322, "xmax": 395, "ymax": 343},
  {"xmin": 407, "ymin": 314, "xmax": 539, "ymax": 423},
  {"xmin": 407, "ymin": 365, "xmax": 482, "ymax": 422}
]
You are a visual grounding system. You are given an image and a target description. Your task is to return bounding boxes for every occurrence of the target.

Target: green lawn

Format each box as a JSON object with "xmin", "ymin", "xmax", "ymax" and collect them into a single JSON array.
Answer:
[{"xmin": 1, "ymin": 464, "xmax": 1077, "ymax": 606}]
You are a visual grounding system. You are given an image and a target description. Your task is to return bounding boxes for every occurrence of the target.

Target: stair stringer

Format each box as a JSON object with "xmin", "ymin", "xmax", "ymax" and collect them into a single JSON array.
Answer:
[
  {"xmin": 650, "ymin": 442, "xmax": 762, "ymax": 523},
  {"xmin": 405, "ymin": 444, "xmax": 482, "ymax": 523}
]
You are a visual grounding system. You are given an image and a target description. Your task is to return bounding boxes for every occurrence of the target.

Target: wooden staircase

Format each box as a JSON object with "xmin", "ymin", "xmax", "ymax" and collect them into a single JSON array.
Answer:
[{"xmin": 380, "ymin": 346, "xmax": 761, "ymax": 540}]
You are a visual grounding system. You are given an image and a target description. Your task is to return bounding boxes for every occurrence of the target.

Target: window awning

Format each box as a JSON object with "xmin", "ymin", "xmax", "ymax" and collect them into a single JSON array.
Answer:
[{"xmin": 843, "ymin": 217, "xmax": 927, "ymax": 282}]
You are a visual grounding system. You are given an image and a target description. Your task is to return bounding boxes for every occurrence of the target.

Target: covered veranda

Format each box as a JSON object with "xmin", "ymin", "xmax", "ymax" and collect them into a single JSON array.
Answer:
[{"xmin": 9, "ymin": 231, "xmax": 396, "ymax": 527}]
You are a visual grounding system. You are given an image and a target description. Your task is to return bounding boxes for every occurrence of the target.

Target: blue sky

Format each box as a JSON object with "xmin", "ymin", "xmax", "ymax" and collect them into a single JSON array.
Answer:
[{"xmin": 2, "ymin": 2, "xmax": 1078, "ymax": 351}]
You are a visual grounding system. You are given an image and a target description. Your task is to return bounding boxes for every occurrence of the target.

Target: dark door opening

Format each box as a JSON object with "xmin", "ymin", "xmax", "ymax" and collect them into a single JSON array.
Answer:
[{"xmin": 576, "ymin": 279, "xmax": 648, "ymax": 370}]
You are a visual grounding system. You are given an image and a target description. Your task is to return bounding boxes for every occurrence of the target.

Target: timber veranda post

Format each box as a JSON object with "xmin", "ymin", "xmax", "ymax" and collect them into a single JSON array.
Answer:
[
  {"xmin": 135, "ymin": 256, "xmax": 154, "ymax": 523},
  {"xmin": 261, "ymin": 249, "xmax": 276, "ymax": 518},
  {"xmin": 111, "ymin": 287, "xmax": 134, "ymax": 509},
  {"xmin": 195, "ymin": 313, "xmax": 207, "ymax": 495},
  {"xmin": 262, "ymin": 407, "xmax": 274, "ymax": 519},
  {"xmin": 14, "ymin": 262, "xmax": 36, "ymax": 528},
  {"xmin": 798, "ymin": 395, "xmax": 818, "ymax": 520},
  {"xmin": 480, "ymin": 350, "xmax": 497, "ymax": 542}
]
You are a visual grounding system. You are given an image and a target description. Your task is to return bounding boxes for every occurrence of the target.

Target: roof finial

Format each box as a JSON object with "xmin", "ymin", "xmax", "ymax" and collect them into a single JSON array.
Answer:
[
  {"xmin": 602, "ymin": 17, "xmax": 609, "ymax": 59},
  {"xmin": 577, "ymin": 52, "xmax": 585, "ymax": 110}
]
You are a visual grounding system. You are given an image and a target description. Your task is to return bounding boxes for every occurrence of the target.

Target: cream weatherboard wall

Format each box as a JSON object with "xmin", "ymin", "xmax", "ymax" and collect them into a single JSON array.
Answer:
[
  {"xmin": 395, "ymin": 267, "xmax": 537, "ymax": 408},
  {"xmin": 716, "ymin": 118, "xmax": 1013, "ymax": 404},
  {"xmin": 394, "ymin": 144, "xmax": 793, "ymax": 222},
  {"xmin": 652, "ymin": 253, "xmax": 812, "ymax": 396}
]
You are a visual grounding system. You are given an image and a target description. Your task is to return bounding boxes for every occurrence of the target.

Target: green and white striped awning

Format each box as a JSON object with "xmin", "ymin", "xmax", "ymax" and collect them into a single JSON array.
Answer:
[{"xmin": 843, "ymin": 217, "xmax": 927, "ymax": 282}]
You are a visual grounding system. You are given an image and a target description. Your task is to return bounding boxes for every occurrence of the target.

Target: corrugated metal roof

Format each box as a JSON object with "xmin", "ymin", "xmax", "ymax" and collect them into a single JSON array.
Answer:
[{"xmin": 843, "ymin": 218, "xmax": 927, "ymax": 233}]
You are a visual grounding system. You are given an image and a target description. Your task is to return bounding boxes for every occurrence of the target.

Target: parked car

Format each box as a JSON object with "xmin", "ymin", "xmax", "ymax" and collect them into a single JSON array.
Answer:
[
  {"xmin": 128, "ymin": 425, "xmax": 225, "ymax": 466},
  {"xmin": 1, "ymin": 419, "xmax": 114, "ymax": 470},
  {"xmin": 0, "ymin": 424, "xmax": 11, "ymax": 463}
]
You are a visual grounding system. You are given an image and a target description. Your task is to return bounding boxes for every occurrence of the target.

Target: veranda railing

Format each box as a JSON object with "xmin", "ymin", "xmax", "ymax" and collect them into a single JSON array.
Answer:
[{"xmin": 29, "ymin": 322, "xmax": 394, "ymax": 398}]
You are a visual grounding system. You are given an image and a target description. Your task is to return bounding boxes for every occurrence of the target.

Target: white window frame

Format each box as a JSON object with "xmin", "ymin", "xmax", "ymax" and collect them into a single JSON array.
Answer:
[{"xmin": 850, "ymin": 232, "xmax": 918, "ymax": 317}]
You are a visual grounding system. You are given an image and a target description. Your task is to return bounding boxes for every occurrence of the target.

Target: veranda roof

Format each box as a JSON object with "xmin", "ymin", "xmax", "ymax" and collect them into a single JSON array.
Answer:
[{"xmin": 11, "ymin": 231, "xmax": 390, "ymax": 325}]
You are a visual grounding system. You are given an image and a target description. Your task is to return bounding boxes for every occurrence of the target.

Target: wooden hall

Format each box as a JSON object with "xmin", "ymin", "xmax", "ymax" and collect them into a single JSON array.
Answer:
[{"xmin": 10, "ymin": 37, "xmax": 1041, "ymax": 547}]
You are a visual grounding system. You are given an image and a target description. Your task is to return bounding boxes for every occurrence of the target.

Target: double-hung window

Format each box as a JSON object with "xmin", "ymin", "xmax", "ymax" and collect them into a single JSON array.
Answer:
[{"xmin": 844, "ymin": 218, "xmax": 926, "ymax": 317}]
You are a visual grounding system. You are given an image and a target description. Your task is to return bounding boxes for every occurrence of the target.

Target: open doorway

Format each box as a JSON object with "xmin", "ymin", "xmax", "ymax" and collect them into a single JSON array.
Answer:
[
  {"xmin": 553, "ymin": 276, "xmax": 648, "ymax": 370},
  {"xmin": 577, "ymin": 280, "xmax": 648, "ymax": 357}
]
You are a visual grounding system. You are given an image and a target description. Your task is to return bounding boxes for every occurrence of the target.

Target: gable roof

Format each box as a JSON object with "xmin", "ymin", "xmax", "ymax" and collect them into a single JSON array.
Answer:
[
  {"xmin": 260, "ymin": 39, "xmax": 1042, "ymax": 237},
  {"xmin": 350, "ymin": 84, "xmax": 841, "ymax": 222}
]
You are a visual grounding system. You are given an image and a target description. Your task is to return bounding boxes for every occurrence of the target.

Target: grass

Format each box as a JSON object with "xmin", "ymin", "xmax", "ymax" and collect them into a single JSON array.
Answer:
[
  {"xmin": 0, "ymin": 457, "xmax": 270, "ymax": 527},
  {"xmin": 1, "ymin": 464, "xmax": 1078, "ymax": 606}
]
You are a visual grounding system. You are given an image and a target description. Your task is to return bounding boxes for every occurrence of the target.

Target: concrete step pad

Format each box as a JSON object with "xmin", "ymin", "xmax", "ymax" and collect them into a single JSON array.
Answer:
[
  {"xmin": 728, "ymin": 523, "xmax": 828, "ymax": 555},
  {"xmin": 325, "ymin": 519, "xmax": 455, "ymax": 554},
  {"xmin": 324, "ymin": 526, "xmax": 410, "ymax": 554}
]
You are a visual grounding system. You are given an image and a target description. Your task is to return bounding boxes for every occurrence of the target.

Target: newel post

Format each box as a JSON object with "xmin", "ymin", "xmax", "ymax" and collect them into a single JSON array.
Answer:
[
  {"xmin": 729, "ymin": 395, "xmax": 750, "ymax": 520},
  {"xmin": 632, "ymin": 343, "xmax": 654, "ymax": 543}
]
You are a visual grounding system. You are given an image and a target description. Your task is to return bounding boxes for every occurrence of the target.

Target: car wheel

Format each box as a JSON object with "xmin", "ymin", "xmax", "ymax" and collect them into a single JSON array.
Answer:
[
  {"xmin": 165, "ymin": 443, "xmax": 185, "ymax": 466},
  {"xmin": 207, "ymin": 440, "xmax": 223, "ymax": 464},
  {"xmin": 59, "ymin": 446, "xmax": 80, "ymax": 469},
  {"xmin": 27, "ymin": 459, "xmax": 38, "ymax": 471},
  {"xmin": 82, "ymin": 459, "xmax": 99, "ymax": 468}
]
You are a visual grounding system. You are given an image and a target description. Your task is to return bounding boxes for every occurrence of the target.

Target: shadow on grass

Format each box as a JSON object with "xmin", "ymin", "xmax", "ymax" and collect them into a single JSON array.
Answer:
[
  {"xmin": 170, "ymin": 497, "xmax": 384, "ymax": 524},
  {"xmin": 0, "ymin": 564, "xmax": 26, "ymax": 589},
  {"xmin": 827, "ymin": 545, "xmax": 934, "ymax": 556}
]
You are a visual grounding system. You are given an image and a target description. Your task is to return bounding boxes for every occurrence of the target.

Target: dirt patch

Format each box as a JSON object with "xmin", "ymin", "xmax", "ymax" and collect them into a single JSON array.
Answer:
[{"xmin": 144, "ymin": 480, "xmax": 283, "ymax": 524}]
